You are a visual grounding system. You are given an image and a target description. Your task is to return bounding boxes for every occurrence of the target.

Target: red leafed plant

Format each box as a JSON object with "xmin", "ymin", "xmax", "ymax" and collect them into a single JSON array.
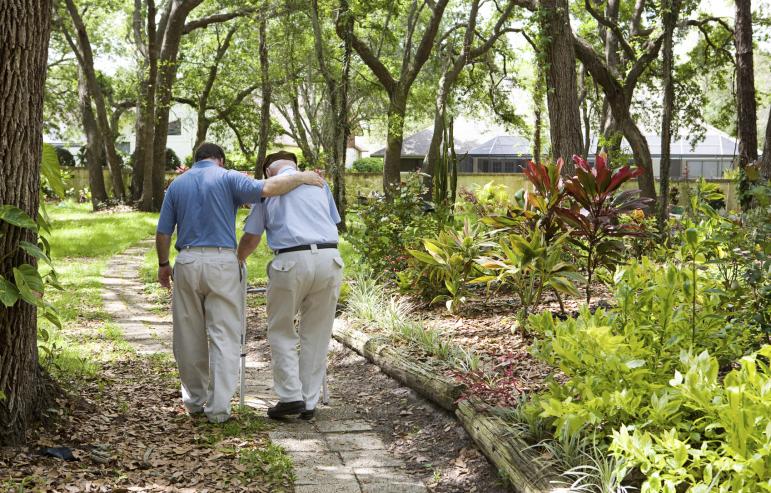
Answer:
[{"xmin": 555, "ymin": 154, "xmax": 653, "ymax": 303}]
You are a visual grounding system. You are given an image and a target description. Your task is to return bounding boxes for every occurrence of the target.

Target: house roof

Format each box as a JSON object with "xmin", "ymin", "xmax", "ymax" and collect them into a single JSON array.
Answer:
[
  {"xmin": 371, "ymin": 124, "xmax": 742, "ymax": 159},
  {"xmin": 588, "ymin": 126, "xmax": 741, "ymax": 157},
  {"xmin": 468, "ymin": 135, "xmax": 531, "ymax": 156},
  {"xmin": 370, "ymin": 119, "xmax": 509, "ymax": 158}
]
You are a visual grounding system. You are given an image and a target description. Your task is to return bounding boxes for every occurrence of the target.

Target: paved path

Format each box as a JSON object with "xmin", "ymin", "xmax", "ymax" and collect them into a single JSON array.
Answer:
[
  {"xmin": 101, "ymin": 240, "xmax": 172, "ymax": 355},
  {"xmin": 102, "ymin": 242, "xmax": 427, "ymax": 493}
]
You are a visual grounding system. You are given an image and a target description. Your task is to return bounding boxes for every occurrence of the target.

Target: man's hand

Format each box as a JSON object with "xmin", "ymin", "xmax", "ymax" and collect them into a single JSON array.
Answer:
[
  {"xmin": 158, "ymin": 265, "xmax": 173, "ymax": 289},
  {"xmin": 299, "ymin": 170, "xmax": 325, "ymax": 188}
]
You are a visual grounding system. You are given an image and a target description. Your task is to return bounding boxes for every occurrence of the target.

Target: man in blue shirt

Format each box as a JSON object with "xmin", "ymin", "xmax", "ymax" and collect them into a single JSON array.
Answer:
[
  {"xmin": 237, "ymin": 151, "xmax": 343, "ymax": 420},
  {"xmin": 156, "ymin": 143, "xmax": 324, "ymax": 424}
]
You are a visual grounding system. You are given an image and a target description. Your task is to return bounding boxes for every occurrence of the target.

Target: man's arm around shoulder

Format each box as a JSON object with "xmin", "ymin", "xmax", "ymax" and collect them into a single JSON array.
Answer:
[{"xmin": 261, "ymin": 171, "xmax": 325, "ymax": 197}]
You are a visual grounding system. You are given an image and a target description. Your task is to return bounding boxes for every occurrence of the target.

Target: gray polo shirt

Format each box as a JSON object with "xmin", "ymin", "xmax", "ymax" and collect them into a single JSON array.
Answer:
[{"xmin": 243, "ymin": 168, "xmax": 340, "ymax": 250}]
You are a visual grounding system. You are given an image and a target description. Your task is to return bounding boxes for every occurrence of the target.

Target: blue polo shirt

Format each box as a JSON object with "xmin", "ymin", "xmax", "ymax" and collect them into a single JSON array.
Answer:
[
  {"xmin": 243, "ymin": 168, "xmax": 340, "ymax": 250},
  {"xmin": 157, "ymin": 160, "xmax": 265, "ymax": 251}
]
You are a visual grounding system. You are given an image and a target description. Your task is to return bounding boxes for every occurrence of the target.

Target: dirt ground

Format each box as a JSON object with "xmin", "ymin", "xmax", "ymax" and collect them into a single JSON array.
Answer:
[{"xmin": 0, "ymin": 356, "xmax": 291, "ymax": 493}]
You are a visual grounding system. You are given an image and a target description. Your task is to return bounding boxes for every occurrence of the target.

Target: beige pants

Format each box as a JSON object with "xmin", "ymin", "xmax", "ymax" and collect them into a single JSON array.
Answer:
[
  {"xmin": 172, "ymin": 247, "xmax": 244, "ymax": 423},
  {"xmin": 267, "ymin": 248, "xmax": 344, "ymax": 410}
]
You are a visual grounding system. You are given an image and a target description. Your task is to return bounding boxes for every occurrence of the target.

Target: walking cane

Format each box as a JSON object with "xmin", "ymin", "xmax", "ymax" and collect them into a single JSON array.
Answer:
[{"xmin": 239, "ymin": 264, "xmax": 247, "ymax": 409}]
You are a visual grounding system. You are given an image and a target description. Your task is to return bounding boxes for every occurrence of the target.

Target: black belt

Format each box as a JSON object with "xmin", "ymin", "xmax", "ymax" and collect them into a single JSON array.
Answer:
[{"xmin": 275, "ymin": 243, "xmax": 338, "ymax": 255}]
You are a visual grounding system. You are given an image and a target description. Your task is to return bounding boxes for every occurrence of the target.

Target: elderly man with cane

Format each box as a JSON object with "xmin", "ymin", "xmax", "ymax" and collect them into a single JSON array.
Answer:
[
  {"xmin": 237, "ymin": 151, "xmax": 343, "ymax": 420},
  {"xmin": 156, "ymin": 143, "xmax": 325, "ymax": 424}
]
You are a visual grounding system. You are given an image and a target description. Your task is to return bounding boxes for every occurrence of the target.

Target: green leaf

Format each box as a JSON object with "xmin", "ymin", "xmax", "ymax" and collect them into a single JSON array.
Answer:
[
  {"xmin": 13, "ymin": 264, "xmax": 44, "ymax": 306},
  {"xmin": 407, "ymin": 249, "xmax": 440, "ymax": 265},
  {"xmin": 0, "ymin": 205, "xmax": 37, "ymax": 230},
  {"xmin": 42, "ymin": 307, "xmax": 62, "ymax": 330},
  {"xmin": 549, "ymin": 276, "xmax": 579, "ymax": 297},
  {"xmin": 0, "ymin": 276, "xmax": 20, "ymax": 307},
  {"xmin": 19, "ymin": 241, "xmax": 51, "ymax": 266},
  {"xmin": 42, "ymin": 143, "xmax": 66, "ymax": 199}
]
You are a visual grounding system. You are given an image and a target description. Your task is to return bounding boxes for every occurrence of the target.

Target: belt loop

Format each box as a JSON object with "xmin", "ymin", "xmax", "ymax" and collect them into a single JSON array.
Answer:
[{"xmin": 311, "ymin": 243, "xmax": 319, "ymax": 254}]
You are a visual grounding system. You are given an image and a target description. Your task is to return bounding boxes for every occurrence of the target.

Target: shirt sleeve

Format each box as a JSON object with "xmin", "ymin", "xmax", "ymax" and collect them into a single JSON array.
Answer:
[
  {"xmin": 229, "ymin": 171, "xmax": 265, "ymax": 204},
  {"xmin": 156, "ymin": 185, "xmax": 176, "ymax": 235},
  {"xmin": 325, "ymin": 184, "xmax": 341, "ymax": 224},
  {"xmin": 243, "ymin": 201, "xmax": 267, "ymax": 236}
]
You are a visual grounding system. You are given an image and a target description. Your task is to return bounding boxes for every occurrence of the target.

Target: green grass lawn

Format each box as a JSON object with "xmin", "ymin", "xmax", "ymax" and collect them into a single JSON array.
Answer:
[{"xmin": 38, "ymin": 201, "xmax": 161, "ymax": 378}]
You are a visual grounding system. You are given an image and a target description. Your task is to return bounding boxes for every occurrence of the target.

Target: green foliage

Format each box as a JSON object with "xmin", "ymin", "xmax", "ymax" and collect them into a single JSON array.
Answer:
[
  {"xmin": 346, "ymin": 173, "xmax": 440, "ymax": 276},
  {"xmin": 476, "ymin": 230, "xmax": 580, "ymax": 319},
  {"xmin": 346, "ymin": 273, "xmax": 480, "ymax": 370},
  {"xmin": 0, "ymin": 145, "xmax": 65, "ymax": 328},
  {"xmin": 610, "ymin": 346, "xmax": 771, "ymax": 492},
  {"xmin": 456, "ymin": 181, "xmax": 513, "ymax": 218},
  {"xmin": 528, "ymin": 256, "xmax": 749, "ymax": 438},
  {"xmin": 403, "ymin": 218, "xmax": 491, "ymax": 313},
  {"xmin": 351, "ymin": 157, "xmax": 384, "ymax": 173},
  {"xmin": 165, "ymin": 148, "xmax": 181, "ymax": 170}
]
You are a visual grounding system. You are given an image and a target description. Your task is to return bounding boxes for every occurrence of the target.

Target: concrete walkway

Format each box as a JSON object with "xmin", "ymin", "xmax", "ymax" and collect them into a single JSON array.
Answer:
[{"xmin": 102, "ymin": 242, "xmax": 427, "ymax": 493}]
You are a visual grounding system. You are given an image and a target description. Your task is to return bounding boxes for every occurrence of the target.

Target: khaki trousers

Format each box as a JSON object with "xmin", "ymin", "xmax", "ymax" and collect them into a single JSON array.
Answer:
[
  {"xmin": 266, "ymin": 248, "xmax": 344, "ymax": 410},
  {"xmin": 172, "ymin": 247, "xmax": 244, "ymax": 423}
]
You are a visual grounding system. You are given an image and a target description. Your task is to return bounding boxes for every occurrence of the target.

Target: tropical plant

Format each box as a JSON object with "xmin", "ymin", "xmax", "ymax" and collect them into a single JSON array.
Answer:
[
  {"xmin": 475, "ymin": 229, "xmax": 580, "ymax": 320},
  {"xmin": 480, "ymin": 160, "xmax": 566, "ymax": 241},
  {"xmin": 456, "ymin": 181, "xmax": 513, "ymax": 218},
  {"xmin": 610, "ymin": 346, "xmax": 771, "ymax": 492},
  {"xmin": 555, "ymin": 154, "xmax": 652, "ymax": 303},
  {"xmin": 404, "ymin": 218, "xmax": 492, "ymax": 313}
]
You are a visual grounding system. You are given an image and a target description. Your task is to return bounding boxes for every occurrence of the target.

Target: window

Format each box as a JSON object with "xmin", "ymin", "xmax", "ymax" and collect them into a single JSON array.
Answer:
[{"xmin": 168, "ymin": 118, "xmax": 182, "ymax": 136}]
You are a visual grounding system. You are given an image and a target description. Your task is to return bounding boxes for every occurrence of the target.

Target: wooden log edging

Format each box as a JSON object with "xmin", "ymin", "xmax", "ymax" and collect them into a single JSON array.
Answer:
[
  {"xmin": 332, "ymin": 319, "xmax": 463, "ymax": 411},
  {"xmin": 331, "ymin": 319, "xmax": 562, "ymax": 493},
  {"xmin": 456, "ymin": 398, "xmax": 558, "ymax": 492}
]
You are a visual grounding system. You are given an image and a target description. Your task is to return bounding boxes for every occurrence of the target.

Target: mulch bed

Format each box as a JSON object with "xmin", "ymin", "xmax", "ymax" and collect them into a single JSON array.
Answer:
[
  {"xmin": 352, "ymin": 284, "xmax": 613, "ymax": 408},
  {"xmin": 0, "ymin": 356, "xmax": 290, "ymax": 493}
]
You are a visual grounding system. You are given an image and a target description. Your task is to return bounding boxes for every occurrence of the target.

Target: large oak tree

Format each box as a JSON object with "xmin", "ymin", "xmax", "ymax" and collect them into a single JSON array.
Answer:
[{"xmin": 0, "ymin": 0, "xmax": 53, "ymax": 445}]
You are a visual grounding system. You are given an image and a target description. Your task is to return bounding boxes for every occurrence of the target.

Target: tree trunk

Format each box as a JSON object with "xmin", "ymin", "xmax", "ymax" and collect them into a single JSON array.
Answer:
[
  {"xmin": 658, "ymin": 0, "xmax": 680, "ymax": 227},
  {"xmin": 333, "ymin": 0, "xmax": 353, "ymax": 231},
  {"xmin": 734, "ymin": 0, "xmax": 758, "ymax": 207},
  {"xmin": 0, "ymin": 0, "xmax": 52, "ymax": 446},
  {"xmin": 150, "ymin": 1, "xmax": 202, "ymax": 210},
  {"xmin": 383, "ymin": 93, "xmax": 408, "ymax": 195},
  {"xmin": 64, "ymin": 0, "xmax": 126, "ymax": 202},
  {"xmin": 658, "ymin": 0, "xmax": 680, "ymax": 228},
  {"xmin": 255, "ymin": 13, "xmax": 270, "ymax": 179},
  {"xmin": 573, "ymin": 36, "xmax": 658, "ymax": 202},
  {"xmin": 761, "ymin": 109, "xmax": 771, "ymax": 179},
  {"xmin": 78, "ymin": 66, "xmax": 109, "ymax": 209},
  {"xmin": 136, "ymin": 62, "xmax": 157, "ymax": 209},
  {"xmin": 538, "ymin": 0, "xmax": 582, "ymax": 175}
]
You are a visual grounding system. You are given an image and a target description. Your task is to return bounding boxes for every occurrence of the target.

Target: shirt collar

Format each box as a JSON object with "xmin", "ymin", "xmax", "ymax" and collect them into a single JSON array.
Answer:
[
  {"xmin": 277, "ymin": 166, "xmax": 297, "ymax": 176},
  {"xmin": 193, "ymin": 159, "xmax": 217, "ymax": 168}
]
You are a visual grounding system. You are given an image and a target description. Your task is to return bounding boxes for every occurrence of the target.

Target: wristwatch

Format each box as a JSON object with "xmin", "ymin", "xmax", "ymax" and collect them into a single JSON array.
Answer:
[{"xmin": 159, "ymin": 260, "xmax": 170, "ymax": 267}]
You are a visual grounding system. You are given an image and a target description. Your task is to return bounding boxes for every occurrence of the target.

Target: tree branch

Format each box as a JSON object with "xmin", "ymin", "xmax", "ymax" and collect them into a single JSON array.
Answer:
[
  {"xmin": 182, "ymin": 8, "xmax": 254, "ymax": 34},
  {"xmin": 406, "ymin": 0, "xmax": 450, "ymax": 83},
  {"xmin": 340, "ymin": 17, "xmax": 397, "ymax": 94},
  {"xmin": 583, "ymin": 0, "xmax": 637, "ymax": 61},
  {"xmin": 624, "ymin": 33, "xmax": 664, "ymax": 93}
]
